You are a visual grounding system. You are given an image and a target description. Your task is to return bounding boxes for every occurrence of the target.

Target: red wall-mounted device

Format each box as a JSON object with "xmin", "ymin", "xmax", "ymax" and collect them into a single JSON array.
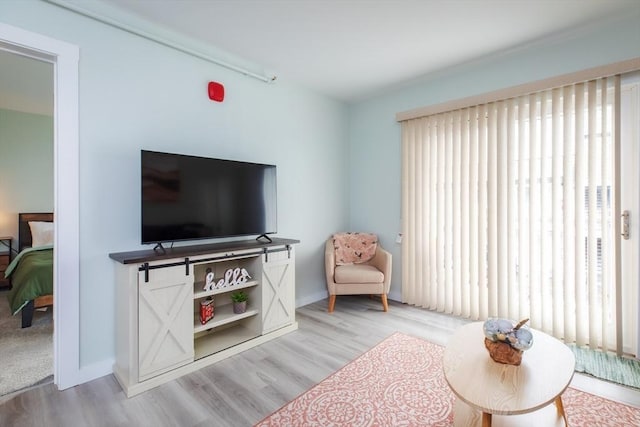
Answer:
[{"xmin": 208, "ymin": 81, "xmax": 225, "ymax": 102}]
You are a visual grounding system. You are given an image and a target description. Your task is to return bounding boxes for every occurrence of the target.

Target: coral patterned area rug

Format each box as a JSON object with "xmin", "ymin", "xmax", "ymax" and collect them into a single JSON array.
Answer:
[{"xmin": 255, "ymin": 332, "xmax": 640, "ymax": 427}]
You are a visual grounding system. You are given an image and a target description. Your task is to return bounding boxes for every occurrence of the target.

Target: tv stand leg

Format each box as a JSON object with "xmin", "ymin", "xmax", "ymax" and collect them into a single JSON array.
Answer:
[
  {"xmin": 153, "ymin": 243, "xmax": 167, "ymax": 254},
  {"xmin": 256, "ymin": 234, "xmax": 272, "ymax": 243}
]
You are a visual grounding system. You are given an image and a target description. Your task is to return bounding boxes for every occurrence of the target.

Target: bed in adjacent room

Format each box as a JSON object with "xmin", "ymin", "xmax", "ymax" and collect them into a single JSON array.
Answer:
[{"xmin": 5, "ymin": 213, "xmax": 54, "ymax": 328}]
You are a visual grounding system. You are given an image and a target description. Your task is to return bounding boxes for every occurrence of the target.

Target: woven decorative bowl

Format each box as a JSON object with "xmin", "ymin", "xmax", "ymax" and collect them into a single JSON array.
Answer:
[
  {"xmin": 482, "ymin": 318, "xmax": 533, "ymax": 366},
  {"xmin": 484, "ymin": 338, "xmax": 523, "ymax": 365}
]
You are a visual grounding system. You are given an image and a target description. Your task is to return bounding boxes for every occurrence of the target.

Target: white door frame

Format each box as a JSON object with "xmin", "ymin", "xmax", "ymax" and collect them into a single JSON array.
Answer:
[
  {"xmin": 0, "ymin": 23, "xmax": 80, "ymax": 390},
  {"xmin": 621, "ymin": 73, "xmax": 640, "ymax": 357}
]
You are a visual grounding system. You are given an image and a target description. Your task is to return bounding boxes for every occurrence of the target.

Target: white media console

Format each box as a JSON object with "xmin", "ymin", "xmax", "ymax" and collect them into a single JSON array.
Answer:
[{"xmin": 109, "ymin": 238, "xmax": 299, "ymax": 397}]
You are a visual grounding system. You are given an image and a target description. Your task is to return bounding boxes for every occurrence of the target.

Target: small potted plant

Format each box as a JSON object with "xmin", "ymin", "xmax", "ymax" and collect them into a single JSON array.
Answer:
[{"xmin": 231, "ymin": 290, "xmax": 248, "ymax": 314}]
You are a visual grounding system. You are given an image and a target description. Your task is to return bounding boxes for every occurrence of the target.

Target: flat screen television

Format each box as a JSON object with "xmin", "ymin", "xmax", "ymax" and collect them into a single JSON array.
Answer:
[{"xmin": 141, "ymin": 150, "xmax": 277, "ymax": 245}]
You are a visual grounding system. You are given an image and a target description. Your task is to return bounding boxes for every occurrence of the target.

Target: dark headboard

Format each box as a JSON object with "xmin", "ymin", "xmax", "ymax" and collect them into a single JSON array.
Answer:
[{"xmin": 18, "ymin": 212, "xmax": 54, "ymax": 252}]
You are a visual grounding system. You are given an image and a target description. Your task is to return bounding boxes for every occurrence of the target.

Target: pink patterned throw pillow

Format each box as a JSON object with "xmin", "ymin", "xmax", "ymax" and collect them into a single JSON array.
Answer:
[{"xmin": 333, "ymin": 232, "xmax": 378, "ymax": 265}]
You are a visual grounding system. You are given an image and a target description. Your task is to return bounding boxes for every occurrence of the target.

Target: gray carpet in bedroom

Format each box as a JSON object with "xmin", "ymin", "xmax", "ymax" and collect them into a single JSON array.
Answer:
[{"xmin": 0, "ymin": 290, "xmax": 53, "ymax": 397}]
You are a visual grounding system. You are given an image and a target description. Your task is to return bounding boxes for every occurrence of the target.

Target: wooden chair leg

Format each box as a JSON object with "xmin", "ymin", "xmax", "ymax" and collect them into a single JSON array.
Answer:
[
  {"xmin": 381, "ymin": 294, "xmax": 389, "ymax": 312},
  {"xmin": 328, "ymin": 295, "xmax": 336, "ymax": 313}
]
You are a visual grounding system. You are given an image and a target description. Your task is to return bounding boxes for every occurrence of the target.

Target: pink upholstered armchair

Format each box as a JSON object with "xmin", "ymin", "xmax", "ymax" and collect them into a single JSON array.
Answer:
[{"xmin": 324, "ymin": 233, "xmax": 392, "ymax": 312}]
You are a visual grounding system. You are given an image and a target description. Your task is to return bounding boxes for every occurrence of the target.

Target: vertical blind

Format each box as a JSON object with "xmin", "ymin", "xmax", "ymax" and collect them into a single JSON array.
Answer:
[{"xmin": 401, "ymin": 77, "xmax": 622, "ymax": 353}]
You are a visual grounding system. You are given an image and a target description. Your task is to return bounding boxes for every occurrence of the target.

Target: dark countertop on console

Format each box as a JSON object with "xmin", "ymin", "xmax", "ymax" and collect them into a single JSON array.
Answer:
[{"xmin": 109, "ymin": 237, "xmax": 300, "ymax": 264}]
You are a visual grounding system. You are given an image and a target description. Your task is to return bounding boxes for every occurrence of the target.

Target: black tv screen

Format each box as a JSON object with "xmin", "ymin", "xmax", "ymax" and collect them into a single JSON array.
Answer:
[{"xmin": 141, "ymin": 150, "xmax": 277, "ymax": 244}]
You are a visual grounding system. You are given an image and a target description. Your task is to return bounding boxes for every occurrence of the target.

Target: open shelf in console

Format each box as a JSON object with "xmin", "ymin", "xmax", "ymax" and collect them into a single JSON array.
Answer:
[
  {"xmin": 193, "ymin": 303, "xmax": 258, "ymax": 333},
  {"xmin": 194, "ymin": 323, "xmax": 260, "ymax": 360},
  {"xmin": 192, "ymin": 253, "xmax": 262, "ymax": 360}
]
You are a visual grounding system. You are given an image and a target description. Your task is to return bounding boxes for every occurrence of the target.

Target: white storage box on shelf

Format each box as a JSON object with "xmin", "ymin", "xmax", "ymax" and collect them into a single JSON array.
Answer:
[{"xmin": 109, "ymin": 237, "xmax": 298, "ymax": 397}]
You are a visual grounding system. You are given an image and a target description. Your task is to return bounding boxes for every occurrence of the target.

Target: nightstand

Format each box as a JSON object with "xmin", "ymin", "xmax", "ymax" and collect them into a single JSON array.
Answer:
[{"xmin": 0, "ymin": 236, "xmax": 12, "ymax": 289}]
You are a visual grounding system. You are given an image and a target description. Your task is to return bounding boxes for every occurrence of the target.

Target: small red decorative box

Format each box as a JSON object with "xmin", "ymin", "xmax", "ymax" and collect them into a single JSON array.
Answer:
[{"xmin": 200, "ymin": 298, "xmax": 214, "ymax": 324}]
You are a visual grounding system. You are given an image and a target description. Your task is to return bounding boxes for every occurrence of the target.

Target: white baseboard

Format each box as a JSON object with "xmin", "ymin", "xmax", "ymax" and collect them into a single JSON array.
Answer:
[
  {"xmin": 388, "ymin": 290, "xmax": 402, "ymax": 303},
  {"xmin": 296, "ymin": 290, "xmax": 328, "ymax": 308},
  {"xmin": 296, "ymin": 290, "xmax": 402, "ymax": 308},
  {"xmin": 57, "ymin": 291, "xmax": 331, "ymax": 390},
  {"xmin": 58, "ymin": 288, "xmax": 393, "ymax": 390},
  {"xmin": 63, "ymin": 290, "xmax": 392, "ymax": 390}
]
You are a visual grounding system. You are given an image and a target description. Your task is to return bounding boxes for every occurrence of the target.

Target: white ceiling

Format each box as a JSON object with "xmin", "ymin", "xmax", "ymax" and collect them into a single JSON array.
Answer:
[
  {"xmin": 2, "ymin": 0, "xmax": 638, "ymax": 114},
  {"xmin": 97, "ymin": 0, "xmax": 639, "ymax": 102}
]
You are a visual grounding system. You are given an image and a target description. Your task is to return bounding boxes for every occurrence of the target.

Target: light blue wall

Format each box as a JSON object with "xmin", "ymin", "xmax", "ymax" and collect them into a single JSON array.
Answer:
[
  {"xmin": 4, "ymin": 0, "xmax": 639, "ymax": 377},
  {"xmin": 1, "ymin": 0, "xmax": 350, "ymax": 368},
  {"xmin": 348, "ymin": 11, "xmax": 640, "ymax": 302},
  {"xmin": 0, "ymin": 108, "xmax": 53, "ymax": 239}
]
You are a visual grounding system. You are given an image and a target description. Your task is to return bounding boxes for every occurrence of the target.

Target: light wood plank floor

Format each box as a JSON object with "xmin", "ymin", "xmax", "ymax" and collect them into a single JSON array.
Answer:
[{"xmin": 1, "ymin": 296, "xmax": 638, "ymax": 426}]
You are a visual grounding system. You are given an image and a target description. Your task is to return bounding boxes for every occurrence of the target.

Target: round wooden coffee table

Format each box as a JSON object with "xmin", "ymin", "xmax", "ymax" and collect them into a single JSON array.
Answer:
[{"xmin": 443, "ymin": 322, "xmax": 575, "ymax": 427}]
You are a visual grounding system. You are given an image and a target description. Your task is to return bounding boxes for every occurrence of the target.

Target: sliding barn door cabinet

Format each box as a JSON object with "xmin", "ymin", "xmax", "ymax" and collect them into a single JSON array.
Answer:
[{"xmin": 110, "ymin": 238, "xmax": 298, "ymax": 397}]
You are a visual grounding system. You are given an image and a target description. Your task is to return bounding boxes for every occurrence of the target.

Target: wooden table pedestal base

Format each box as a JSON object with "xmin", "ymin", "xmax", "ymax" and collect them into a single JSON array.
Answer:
[{"xmin": 453, "ymin": 397, "xmax": 568, "ymax": 427}]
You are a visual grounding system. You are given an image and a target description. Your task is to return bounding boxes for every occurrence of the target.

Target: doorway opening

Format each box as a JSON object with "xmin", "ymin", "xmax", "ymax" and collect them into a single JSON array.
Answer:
[{"xmin": 0, "ymin": 23, "xmax": 80, "ymax": 390}]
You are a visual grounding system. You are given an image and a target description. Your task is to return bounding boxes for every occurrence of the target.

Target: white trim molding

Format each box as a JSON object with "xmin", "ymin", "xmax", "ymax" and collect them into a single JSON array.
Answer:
[
  {"xmin": 397, "ymin": 57, "xmax": 640, "ymax": 122},
  {"xmin": 0, "ymin": 23, "xmax": 80, "ymax": 390},
  {"xmin": 44, "ymin": 0, "xmax": 276, "ymax": 83}
]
